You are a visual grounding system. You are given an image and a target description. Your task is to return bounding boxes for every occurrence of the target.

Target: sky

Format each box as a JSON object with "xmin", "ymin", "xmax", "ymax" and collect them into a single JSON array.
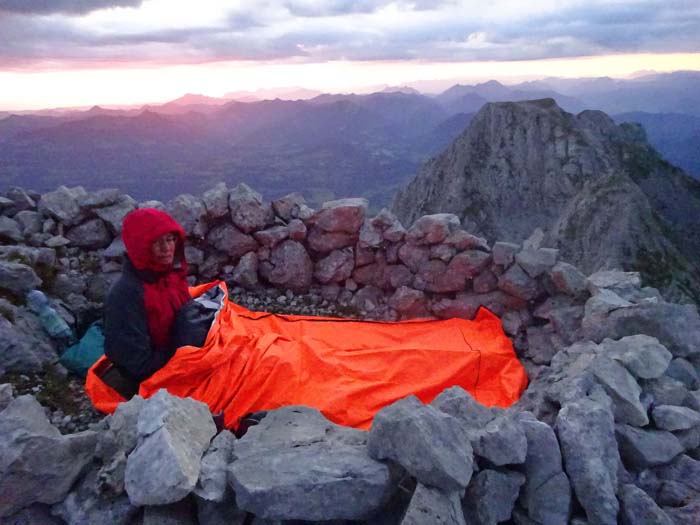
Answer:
[{"xmin": 0, "ymin": 0, "xmax": 699, "ymax": 110}]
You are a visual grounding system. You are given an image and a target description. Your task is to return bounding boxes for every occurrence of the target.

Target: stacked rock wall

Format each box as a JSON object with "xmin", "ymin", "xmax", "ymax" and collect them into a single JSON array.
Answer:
[{"xmin": 2, "ymin": 183, "xmax": 700, "ymax": 523}]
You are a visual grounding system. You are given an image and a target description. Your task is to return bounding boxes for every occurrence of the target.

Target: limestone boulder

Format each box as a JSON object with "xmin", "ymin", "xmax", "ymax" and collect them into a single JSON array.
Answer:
[
  {"xmin": 0, "ymin": 395, "xmax": 97, "ymax": 517},
  {"xmin": 229, "ymin": 406, "xmax": 394, "ymax": 521},
  {"xmin": 368, "ymin": 395, "xmax": 473, "ymax": 491},
  {"xmin": 124, "ymin": 390, "xmax": 216, "ymax": 506},
  {"xmin": 166, "ymin": 194, "xmax": 208, "ymax": 238},
  {"xmin": 312, "ymin": 198, "xmax": 368, "ymax": 234},
  {"xmin": 66, "ymin": 219, "xmax": 112, "ymax": 249},
  {"xmin": 555, "ymin": 391, "xmax": 620, "ymax": 525},
  {"xmin": 259, "ymin": 240, "xmax": 313, "ymax": 292}
]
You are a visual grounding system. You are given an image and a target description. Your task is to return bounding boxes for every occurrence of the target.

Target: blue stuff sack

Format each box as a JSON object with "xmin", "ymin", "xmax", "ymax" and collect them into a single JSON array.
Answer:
[{"xmin": 59, "ymin": 321, "xmax": 105, "ymax": 377}]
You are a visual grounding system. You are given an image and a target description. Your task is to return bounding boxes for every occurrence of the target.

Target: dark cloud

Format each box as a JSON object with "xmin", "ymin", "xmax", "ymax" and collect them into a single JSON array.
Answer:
[
  {"xmin": 0, "ymin": 0, "xmax": 143, "ymax": 15},
  {"xmin": 0, "ymin": 0, "xmax": 698, "ymax": 67}
]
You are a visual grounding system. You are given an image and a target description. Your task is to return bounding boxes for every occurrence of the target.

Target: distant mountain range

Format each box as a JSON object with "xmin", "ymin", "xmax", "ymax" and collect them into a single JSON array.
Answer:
[{"xmin": 0, "ymin": 71, "xmax": 698, "ymax": 208}]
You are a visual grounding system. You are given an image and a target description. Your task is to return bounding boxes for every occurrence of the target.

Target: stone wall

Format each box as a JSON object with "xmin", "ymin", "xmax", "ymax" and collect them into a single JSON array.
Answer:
[{"xmin": 2, "ymin": 183, "xmax": 700, "ymax": 523}]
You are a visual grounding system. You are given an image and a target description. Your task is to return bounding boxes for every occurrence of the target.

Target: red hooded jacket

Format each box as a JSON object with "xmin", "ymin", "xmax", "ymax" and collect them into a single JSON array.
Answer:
[{"xmin": 103, "ymin": 209, "xmax": 191, "ymax": 382}]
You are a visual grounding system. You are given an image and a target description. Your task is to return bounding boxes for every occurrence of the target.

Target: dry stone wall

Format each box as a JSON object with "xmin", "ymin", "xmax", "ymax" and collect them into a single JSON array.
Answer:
[{"xmin": 1, "ymin": 183, "xmax": 700, "ymax": 523}]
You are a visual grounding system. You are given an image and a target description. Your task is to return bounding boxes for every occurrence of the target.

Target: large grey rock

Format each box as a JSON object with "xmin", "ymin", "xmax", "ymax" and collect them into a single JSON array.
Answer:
[
  {"xmin": 642, "ymin": 376, "xmax": 690, "ymax": 406},
  {"xmin": 549, "ymin": 261, "xmax": 587, "ymax": 297},
  {"xmin": 93, "ymin": 195, "xmax": 136, "ymax": 234},
  {"xmin": 415, "ymin": 259, "xmax": 465, "ymax": 293},
  {"xmin": 462, "ymin": 469, "xmax": 526, "ymax": 525},
  {"xmin": 652, "ymin": 405, "xmax": 700, "ymax": 431},
  {"xmin": 78, "ymin": 188, "xmax": 121, "ymax": 209},
  {"xmin": 0, "ymin": 216, "xmax": 23, "ymax": 242},
  {"xmin": 307, "ymin": 226, "xmax": 356, "ymax": 252},
  {"xmin": 229, "ymin": 406, "xmax": 394, "ymax": 521},
  {"xmin": 0, "ymin": 395, "xmax": 97, "ymax": 517},
  {"xmin": 259, "ymin": 240, "xmax": 313, "ymax": 292},
  {"xmin": 166, "ymin": 193, "xmax": 208, "ymax": 238},
  {"xmin": 515, "ymin": 248, "xmax": 558, "ymax": 278},
  {"xmin": 38, "ymin": 186, "xmax": 85, "ymax": 226},
  {"xmin": 388, "ymin": 286, "xmax": 427, "ymax": 317},
  {"xmin": 229, "ymin": 183, "xmax": 271, "ymax": 233},
  {"xmin": 618, "ymin": 484, "xmax": 673, "ymax": 525},
  {"xmin": 253, "ymin": 225, "xmax": 289, "ymax": 248},
  {"xmin": 517, "ymin": 412, "xmax": 571, "ymax": 525},
  {"xmin": 555, "ymin": 391, "xmax": 620, "ymax": 525},
  {"xmin": 124, "ymin": 390, "xmax": 216, "ymax": 506},
  {"xmin": 405, "ymin": 213, "xmax": 460, "ymax": 245},
  {"xmin": 600, "ymin": 335, "xmax": 672, "ymax": 380},
  {"xmin": 313, "ymin": 198, "xmax": 368, "ymax": 233},
  {"xmin": 94, "ymin": 396, "xmax": 145, "ymax": 496},
  {"xmin": 498, "ymin": 264, "xmax": 541, "ymax": 301},
  {"xmin": 314, "ymin": 248, "xmax": 354, "ymax": 284},
  {"xmin": 445, "ymin": 229, "xmax": 490, "ymax": 251},
  {"xmin": 401, "ymin": 484, "xmax": 465, "ymax": 525},
  {"xmin": 3, "ymin": 186, "xmax": 36, "ymax": 215},
  {"xmin": 271, "ymin": 192, "xmax": 307, "ymax": 221},
  {"xmin": 368, "ymin": 395, "xmax": 473, "ymax": 491},
  {"xmin": 194, "ymin": 430, "xmax": 236, "ymax": 502},
  {"xmin": 447, "ymin": 250, "xmax": 491, "ymax": 279},
  {"xmin": 0, "ymin": 261, "xmax": 42, "ymax": 294},
  {"xmin": 397, "ymin": 243, "xmax": 430, "ymax": 272},
  {"xmin": 590, "ymin": 357, "xmax": 648, "ymax": 426},
  {"xmin": 655, "ymin": 454, "xmax": 700, "ymax": 492},
  {"xmin": 583, "ymin": 301, "xmax": 700, "ymax": 358},
  {"xmin": 492, "ymin": 242, "xmax": 520, "ymax": 266},
  {"xmin": 471, "ymin": 414, "xmax": 528, "ymax": 466},
  {"xmin": 432, "ymin": 386, "xmax": 496, "ymax": 428},
  {"xmin": 615, "ymin": 424, "xmax": 683, "ymax": 469},
  {"xmin": 51, "ymin": 468, "xmax": 138, "ymax": 525},
  {"xmin": 65, "ymin": 218, "xmax": 112, "ymax": 249},
  {"xmin": 0, "ymin": 314, "xmax": 56, "ymax": 374},
  {"xmin": 206, "ymin": 223, "xmax": 258, "ymax": 260},
  {"xmin": 14, "ymin": 210, "xmax": 43, "ymax": 236},
  {"xmin": 202, "ymin": 182, "xmax": 230, "ymax": 219},
  {"xmin": 666, "ymin": 357, "xmax": 700, "ymax": 389},
  {"xmin": 587, "ymin": 270, "xmax": 642, "ymax": 298},
  {"xmin": 232, "ymin": 252, "xmax": 259, "ymax": 289}
]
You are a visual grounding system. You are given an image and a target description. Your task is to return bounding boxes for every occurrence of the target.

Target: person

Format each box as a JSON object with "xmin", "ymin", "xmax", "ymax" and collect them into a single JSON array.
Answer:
[{"xmin": 101, "ymin": 208, "xmax": 192, "ymax": 396}]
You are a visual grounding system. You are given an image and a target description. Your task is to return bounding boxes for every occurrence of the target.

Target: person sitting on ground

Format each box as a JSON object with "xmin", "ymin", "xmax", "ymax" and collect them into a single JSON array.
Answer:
[{"xmin": 102, "ymin": 208, "xmax": 191, "ymax": 397}]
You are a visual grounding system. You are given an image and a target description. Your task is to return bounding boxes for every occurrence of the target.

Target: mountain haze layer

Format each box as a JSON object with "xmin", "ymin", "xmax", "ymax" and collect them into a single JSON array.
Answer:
[{"xmin": 392, "ymin": 99, "xmax": 700, "ymax": 302}]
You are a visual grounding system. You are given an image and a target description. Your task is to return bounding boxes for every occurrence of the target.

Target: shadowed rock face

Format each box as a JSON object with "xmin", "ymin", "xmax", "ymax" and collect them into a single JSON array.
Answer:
[{"xmin": 392, "ymin": 98, "xmax": 700, "ymax": 303}]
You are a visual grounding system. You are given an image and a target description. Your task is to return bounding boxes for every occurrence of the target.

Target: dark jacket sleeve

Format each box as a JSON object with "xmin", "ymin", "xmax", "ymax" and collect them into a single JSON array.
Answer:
[{"xmin": 103, "ymin": 274, "xmax": 175, "ymax": 382}]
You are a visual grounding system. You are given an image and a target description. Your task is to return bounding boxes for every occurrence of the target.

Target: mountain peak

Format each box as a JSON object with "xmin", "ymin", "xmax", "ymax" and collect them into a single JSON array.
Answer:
[{"xmin": 392, "ymin": 98, "xmax": 700, "ymax": 302}]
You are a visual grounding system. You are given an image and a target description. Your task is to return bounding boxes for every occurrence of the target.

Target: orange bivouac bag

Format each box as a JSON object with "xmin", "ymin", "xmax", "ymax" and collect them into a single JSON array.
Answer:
[{"xmin": 86, "ymin": 281, "xmax": 528, "ymax": 430}]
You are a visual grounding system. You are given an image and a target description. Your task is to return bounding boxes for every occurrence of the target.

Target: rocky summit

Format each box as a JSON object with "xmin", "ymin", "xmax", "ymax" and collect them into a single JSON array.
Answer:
[
  {"xmin": 392, "ymin": 98, "xmax": 700, "ymax": 304},
  {"xmin": 1, "ymin": 182, "xmax": 700, "ymax": 524}
]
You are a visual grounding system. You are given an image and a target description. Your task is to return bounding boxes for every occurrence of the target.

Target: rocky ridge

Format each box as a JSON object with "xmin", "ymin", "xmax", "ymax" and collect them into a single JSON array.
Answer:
[
  {"xmin": 1, "ymin": 183, "xmax": 700, "ymax": 523},
  {"xmin": 392, "ymin": 99, "xmax": 700, "ymax": 304}
]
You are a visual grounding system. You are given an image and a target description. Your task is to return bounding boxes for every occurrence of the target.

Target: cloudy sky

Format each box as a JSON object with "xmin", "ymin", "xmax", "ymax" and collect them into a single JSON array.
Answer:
[{"xmin": 1, "ymin": 0, "xmax": 699, "ymax": 109}]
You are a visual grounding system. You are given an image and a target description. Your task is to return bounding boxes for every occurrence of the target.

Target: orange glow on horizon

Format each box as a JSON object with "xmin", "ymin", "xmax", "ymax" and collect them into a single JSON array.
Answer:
[{"xmin": 1, "ymin": 52, "xmax": 699, "ymax": 111}]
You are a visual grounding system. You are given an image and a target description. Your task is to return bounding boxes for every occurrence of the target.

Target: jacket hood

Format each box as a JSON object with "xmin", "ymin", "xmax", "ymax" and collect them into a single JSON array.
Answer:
[{"xmin": 122, "ymin": 208, "xmax": 187, "ymax": 272}]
